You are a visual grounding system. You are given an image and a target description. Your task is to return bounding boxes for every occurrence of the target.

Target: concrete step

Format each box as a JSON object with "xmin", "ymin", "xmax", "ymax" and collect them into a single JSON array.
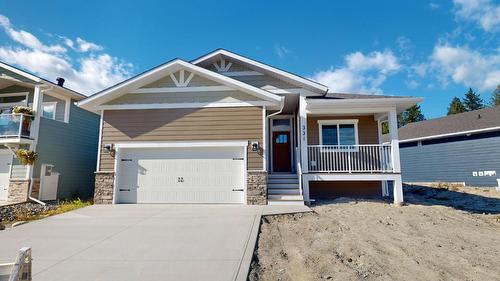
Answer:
[
  {"xmin": 268, "ymin": 174, "xmax": 298, "ymax": 179},
  {"xmin": 268, "ymin": 200, "xmax": 305, "ymax": 205},
  {"xmin": 268, "ymin": 178, "xmax": 299, "ymax": 184},
  {"xmin": 268, "ymin": 183, "xmax": 299, "ymax": 189},
  {"xmin": 268, "ymin": 194, "xmax": 304, "ymax": 201},
  {"xmin": 268, "ymin": 188, "xmax": 301, "ymax": 195}
]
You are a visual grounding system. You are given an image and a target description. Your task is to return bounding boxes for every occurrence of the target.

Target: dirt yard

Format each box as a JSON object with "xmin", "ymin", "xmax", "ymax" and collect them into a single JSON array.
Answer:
[{"xmin": 249, "ymin": 184, "xmax": 500, "ymax": 281}]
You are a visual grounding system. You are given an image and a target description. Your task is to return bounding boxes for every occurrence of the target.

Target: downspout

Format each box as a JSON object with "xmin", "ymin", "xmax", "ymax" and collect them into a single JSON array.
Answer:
[
  {"xmin": 26, "ymin": 85, "xmax": 52, "ymax": 205},
  {"xmin": 266, "ymin": 96, "xmax": 285, "ymax": 118}
]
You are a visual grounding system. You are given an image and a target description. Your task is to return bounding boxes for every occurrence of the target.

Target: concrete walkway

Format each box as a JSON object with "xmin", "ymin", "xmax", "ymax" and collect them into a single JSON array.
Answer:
[{"xmin": 0, "ymin": 204, "xmax": 310, "ymax": 281}]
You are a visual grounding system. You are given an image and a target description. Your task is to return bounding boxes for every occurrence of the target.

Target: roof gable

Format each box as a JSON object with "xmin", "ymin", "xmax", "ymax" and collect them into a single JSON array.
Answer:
[
  {"xmin": 78, "ymin": 59, "xmax": 282, "ymax": 110},
  {"xmin": 191, "ymin": 49, "xmax": 328, "ymax": 94}
]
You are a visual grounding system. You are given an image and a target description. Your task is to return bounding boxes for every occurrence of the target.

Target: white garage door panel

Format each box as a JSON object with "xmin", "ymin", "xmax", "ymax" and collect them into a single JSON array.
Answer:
[{"xmin": 117, "ymin": 147, "xmax": 245, "ymax": 204}]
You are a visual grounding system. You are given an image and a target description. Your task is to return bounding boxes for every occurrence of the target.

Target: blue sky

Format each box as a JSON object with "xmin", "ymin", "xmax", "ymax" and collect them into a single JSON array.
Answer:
[{"xmin": 0, "ymin": 0, "xmax": 499, "ymax": 118}]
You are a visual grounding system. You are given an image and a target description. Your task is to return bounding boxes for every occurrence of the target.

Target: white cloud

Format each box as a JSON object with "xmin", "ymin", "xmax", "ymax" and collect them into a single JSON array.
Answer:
[
  {"xmin": 274, "ymin": 44, "xmax": 292, "ymax": 58},
  {"xmin": 0, "ymin": 14, "xmax": 65, "ymax": 54},
  {"xmin": 0, "ymin": 14, "xmax": 131, "ymax": 95},
  {"xmin": 430, "ymin": 44, "xmax": 500, "ymax": 90},
  {"xmin": 429, "ymin": 2, "xmax": 440, "ymax": 9},
  {"xmin": 75, "ymin": 37, "xmax": 103, "ymax": 52},
  {"xmin": 453, "ymin": 0, "xmax": 500, "ymax": 32},
  {"xmin": 310, "ymin": 50, "xmax": 401, "ymax": 93}
]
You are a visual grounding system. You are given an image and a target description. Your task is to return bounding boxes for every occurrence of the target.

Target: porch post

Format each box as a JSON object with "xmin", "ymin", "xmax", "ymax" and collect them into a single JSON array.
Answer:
[
  {"xmin": 388, "ymin": 109, "xmax": 401, "ymax": 173},
  {"xmin": 299, "ymin": 95, "xmax": 308, "ymax": 173},
  {"xmin": 388, "ymin": 108, "xmax": 403, "ymax": 204},
  {"xmin": 26, "ymin": 86, "xmax": 43, "ymax": 181}
]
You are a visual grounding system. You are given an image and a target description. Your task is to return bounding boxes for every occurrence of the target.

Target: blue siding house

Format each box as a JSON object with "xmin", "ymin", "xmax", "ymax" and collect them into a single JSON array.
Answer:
[
  {"xmin": 398, "ymin": 106, "xmax": 500, "ymax": 188},
  {"xmin": 0, "ymin": 61, "xmax": 99, "ymax": 203}
]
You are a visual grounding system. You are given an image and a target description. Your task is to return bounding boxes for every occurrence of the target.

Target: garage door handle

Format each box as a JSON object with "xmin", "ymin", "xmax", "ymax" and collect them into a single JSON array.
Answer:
[
  {"xmin": 119, "ymin": 189, "xmax": 131, "ymax": 192},
  {"xmin": 232, "ymin": 188, "xmax": 244, "ymax": 192}
]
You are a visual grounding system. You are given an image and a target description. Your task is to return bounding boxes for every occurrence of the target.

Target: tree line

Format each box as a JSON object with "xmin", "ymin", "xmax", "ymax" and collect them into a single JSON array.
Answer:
[{"xmin": 398, "ymin": 85, "xmax": 500, "ymax": 127}]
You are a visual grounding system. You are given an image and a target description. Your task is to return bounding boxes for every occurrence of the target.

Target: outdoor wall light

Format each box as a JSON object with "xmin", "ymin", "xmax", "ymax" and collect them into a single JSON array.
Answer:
[
  {"xmin": 103, "ymin": 143, "xmax": 114, "ymax": 152},
  {"xmin": 250, "ymin": 141, "xmax": 259, "ymax": 152}
]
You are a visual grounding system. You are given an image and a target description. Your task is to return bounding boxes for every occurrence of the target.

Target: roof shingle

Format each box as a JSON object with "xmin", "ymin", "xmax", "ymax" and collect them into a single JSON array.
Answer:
[{"xmin": 398, "ymin": 106, "xmax": 500, "ymax": 141}]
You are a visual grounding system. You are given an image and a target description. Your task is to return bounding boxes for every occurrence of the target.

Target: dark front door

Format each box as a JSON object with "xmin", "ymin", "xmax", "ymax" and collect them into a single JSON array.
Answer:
[{"xmin": 272, "ymin": 131, "xmax": 291, "ymax": 172}]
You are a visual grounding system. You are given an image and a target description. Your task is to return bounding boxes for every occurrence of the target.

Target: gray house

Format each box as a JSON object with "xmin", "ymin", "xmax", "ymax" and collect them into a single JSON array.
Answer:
[
  {"xmin": 0, "ymin": 62, "xmax": 100, "ymax": 204},
  {"xmin": 398, "ymin": 106, "xmax": 500, "ymax": 188}
]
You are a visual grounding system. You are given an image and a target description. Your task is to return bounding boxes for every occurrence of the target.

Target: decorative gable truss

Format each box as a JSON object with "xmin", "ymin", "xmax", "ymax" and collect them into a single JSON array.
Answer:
[
  {"xmin": 169, "ymin": 69, "xmax": 194, "ymax": 87},
  {"xmin": 78, "ymin": 59, "xmax": 283, "ymax": 111},
  {"xmin": 213, "ymin": 58, "xmax": 232, "ymax": 72}
]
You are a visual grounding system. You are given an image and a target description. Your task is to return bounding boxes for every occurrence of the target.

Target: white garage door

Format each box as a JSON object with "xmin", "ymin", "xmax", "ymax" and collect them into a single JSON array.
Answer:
[{"xmin": 116, "ymin": 146, "xmax": 245, "ymax": 204}]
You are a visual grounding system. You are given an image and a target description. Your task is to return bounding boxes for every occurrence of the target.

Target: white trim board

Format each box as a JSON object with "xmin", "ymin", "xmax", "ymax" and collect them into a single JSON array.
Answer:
[
  {"xmin": 96, "ymin": 101, "xmax": 277, "ymax": 110},
  {"xmin": 131, "ymin": 85, "xmax": 233, "ymax": 94},
  {"xmin": 113, "ymin": 141, "xmax": 249, "ymax": 149}
]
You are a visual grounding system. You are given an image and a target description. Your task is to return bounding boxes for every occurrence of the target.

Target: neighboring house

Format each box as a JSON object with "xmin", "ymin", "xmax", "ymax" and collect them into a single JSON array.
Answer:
[
  {"xmin": 398, "ymin": 106, "xmax": 500, "ymax": 187},
  {"xmin": 78, "ymin": 49, "xmax": 421, "ymax": 205},
  {"xmin": 0, "ymin": 62, "xmax": 100, "ymax": 204}
]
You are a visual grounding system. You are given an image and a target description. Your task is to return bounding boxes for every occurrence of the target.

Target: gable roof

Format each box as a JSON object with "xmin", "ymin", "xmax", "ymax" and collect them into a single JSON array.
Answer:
[
  {"xmin": 399, "ymin": 106, "xmax": 500, "ymax": 142},
  {"xmin": 78, "ymin": 59, "xmax": 283, "ymax": 110},
  {"xmin": 191, "ymin": 49, "xmax": 328, "ymax": 94},
  {"xmin": 0, "ymin": 61, "xmax": 86, "ymax": 100}
]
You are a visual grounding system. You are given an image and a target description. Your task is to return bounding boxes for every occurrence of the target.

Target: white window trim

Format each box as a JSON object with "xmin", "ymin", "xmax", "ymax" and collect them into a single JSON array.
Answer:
[
  {"xmin": 0, "ymin": 92, "xmax": 30, "ymax": 111},
  {"xmin": 41, "ymin": 102, "xmax": 57, "ymax": 120},
  {"xmin": 318, "ymin": 119, "xmax": 359, "ymax": 147}
]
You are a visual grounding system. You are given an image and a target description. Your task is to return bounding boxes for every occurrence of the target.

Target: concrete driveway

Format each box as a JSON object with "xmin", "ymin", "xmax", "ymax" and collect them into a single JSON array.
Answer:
[{"xmin": 0, "ymin": 204, "xmax": 309, "ymax": 281}]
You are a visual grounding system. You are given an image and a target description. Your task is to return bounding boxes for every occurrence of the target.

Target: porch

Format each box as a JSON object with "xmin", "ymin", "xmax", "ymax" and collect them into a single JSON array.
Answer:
[{"xmin": 294, "ymin": 95, "xmax": 416, "ymax": 204}]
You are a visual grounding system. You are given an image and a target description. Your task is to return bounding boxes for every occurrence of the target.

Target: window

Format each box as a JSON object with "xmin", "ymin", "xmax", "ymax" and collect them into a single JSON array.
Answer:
[
  {"xmin": 42, "ymin": 102, "xmax": 57, "ymax": 120},
  {"xmin": 318, "ymin": 120, "xmax": 358, "ymax": 146},
  {"xmin": 273, "ymin": 119, "xmax": 290, "ymax": 127}
]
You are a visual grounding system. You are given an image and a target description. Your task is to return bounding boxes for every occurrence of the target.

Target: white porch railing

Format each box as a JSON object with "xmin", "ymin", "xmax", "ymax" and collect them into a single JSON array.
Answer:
[
  {"xmin": 0, "ymin": 114, "xmax": 32, "ymax": 139},
  {"xmin": 307, "ymin": 144, "xmax": 394, "ymax": 173}
]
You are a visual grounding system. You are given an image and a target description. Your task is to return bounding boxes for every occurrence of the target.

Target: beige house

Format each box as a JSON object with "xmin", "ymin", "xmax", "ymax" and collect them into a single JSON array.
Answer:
[{"xmin": 78, "ymin": 49, "xmax": 421, "ymax": 205}]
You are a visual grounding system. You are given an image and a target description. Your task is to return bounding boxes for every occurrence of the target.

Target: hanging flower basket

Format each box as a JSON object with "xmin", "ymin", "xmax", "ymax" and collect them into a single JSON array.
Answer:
[
  {"xmin": 12, "ymin": 106, "xmax": 35, "ymax": 117},
  {"xmin": 15, "ymin": 149, "xmax": 38, "ymax": 166}
]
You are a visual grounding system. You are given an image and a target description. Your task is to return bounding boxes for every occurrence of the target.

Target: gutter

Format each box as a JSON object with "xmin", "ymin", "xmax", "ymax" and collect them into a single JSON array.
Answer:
[{"xmin": 266, "ymin": 96, "xmax": 285, "ymax": 118}]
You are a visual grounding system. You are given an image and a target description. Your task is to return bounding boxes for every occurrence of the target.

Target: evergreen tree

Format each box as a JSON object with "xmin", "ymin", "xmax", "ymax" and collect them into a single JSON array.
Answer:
[
  {"xmin": 462, "ymin": 88, "xmax": 484, "ymax": 111},
  {"xmin": 398, "ymin": 104, "xmax": 425, "ymax": 127},
  {"xmin": 490, "ymin": 85, "xmax": 500, "ymax": 106},
  {"xmin": 447, "ymin": 97, "xmax": 467, "ymax": 115}
]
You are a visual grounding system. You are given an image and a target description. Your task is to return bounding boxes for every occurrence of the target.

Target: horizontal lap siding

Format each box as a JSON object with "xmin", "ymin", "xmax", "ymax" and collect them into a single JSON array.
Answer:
[
  {"xmin": 307, "ymin": 115, "xmax": 379, "ymax": 145},
  {"xmin": 400, "ymin": 134, "xmax": 500, "ymax": 187},
  {"xmin": 99, "ymin": 107, "xmax": 263, "ymax": 171}
]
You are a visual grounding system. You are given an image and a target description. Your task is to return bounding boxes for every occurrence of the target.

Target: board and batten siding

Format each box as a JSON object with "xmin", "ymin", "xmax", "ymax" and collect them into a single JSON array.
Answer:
[
  {"xmin": 99, "ymin": 107, "xmax": 264, "ymax": 172},
  {"xmin": 400, "ymin": 132, "xmax": 500, "ymax": 187},
  {"xmin": 307, "ymin": 115, "xmax": 379, "ymax": 145}
]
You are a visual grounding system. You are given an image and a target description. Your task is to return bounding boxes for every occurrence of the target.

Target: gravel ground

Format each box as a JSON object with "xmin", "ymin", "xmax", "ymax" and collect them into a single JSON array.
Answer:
[
  {"xmin": 249, "ymin": 185, "xmax": 500, "ymax": 281},
  {"xmin": 0, "ymin": 202, "xmax": 58, "ymax": 224}
]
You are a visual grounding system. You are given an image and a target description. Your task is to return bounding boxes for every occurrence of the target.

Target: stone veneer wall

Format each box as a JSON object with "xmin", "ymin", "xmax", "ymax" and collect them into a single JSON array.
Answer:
[
  {"xmin": 31, "ymin": 179, "xmax": 40, "ymax": 199},
  {"xmin": 94, "ymin": 172, "xmax": 114, "ymax": 204},
  {"xmin": 247, "ymin": 171, "xmax": 268, "ymax": 205},
  {"xmin": 8, "ymin": 180, "xmax": 30, "ymax": 202}
]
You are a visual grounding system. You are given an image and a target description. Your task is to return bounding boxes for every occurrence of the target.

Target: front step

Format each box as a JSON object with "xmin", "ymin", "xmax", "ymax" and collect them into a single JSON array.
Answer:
[
  {"xmin": 268, "ymin": 188, "xmax": 301, "ymax": 195},
  {"xmin": 267, "ymin": 174, "xmax": 304, "ymax": 205},
  {"xmin": 267, "ymin": 194, "xmax": 304, "ymax": 205},
  {"xmin": 268, "ymin": 183, "xmax": 299, "ymax": 189}
]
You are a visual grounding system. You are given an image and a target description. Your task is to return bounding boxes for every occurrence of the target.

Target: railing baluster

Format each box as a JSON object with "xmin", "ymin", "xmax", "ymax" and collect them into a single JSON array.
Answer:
[{"xmin": 306, "ymin": 144, "xmax": 396, "ymax": 173}]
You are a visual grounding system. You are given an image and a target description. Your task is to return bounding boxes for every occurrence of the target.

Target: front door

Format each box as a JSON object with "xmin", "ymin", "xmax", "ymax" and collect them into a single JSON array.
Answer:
[{"xmin": 272, "ymin": 131, "xmax": 291, "ymax": 172}]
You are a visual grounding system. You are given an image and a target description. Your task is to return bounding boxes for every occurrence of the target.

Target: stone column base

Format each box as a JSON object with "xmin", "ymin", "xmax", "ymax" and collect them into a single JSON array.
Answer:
[
  {"xmin": 8, "ymin": 180, "xmax": 30, "ymax": 202},
  {"xmin": 94, "ymin": 172, "xmax": 115, "ymax": 204},
  {"xmin": 247, "ymin": 171, "xmax": 268, "ymax": 205}
]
